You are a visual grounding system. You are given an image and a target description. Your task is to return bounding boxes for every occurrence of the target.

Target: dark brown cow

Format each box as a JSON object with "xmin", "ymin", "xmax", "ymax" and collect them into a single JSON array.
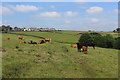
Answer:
[
  {"xmin": 77, "ymin": 42, "xmax": 95, "ymax": 52},
  {"xmin": 82, "ymin": 46, "xmax": 87, "ymax": 54}
]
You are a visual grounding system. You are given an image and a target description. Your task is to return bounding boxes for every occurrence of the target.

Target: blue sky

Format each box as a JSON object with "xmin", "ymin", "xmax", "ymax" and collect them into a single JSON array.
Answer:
[{"xmin": 1, "ymin": 2, "xmax": 118, "ymax": 31}]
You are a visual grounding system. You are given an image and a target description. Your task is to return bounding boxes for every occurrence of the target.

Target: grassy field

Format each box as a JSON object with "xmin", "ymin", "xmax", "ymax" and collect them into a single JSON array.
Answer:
[{"xmin": 2, "ymin": 31, "xmax": 118, "ymax": 78}]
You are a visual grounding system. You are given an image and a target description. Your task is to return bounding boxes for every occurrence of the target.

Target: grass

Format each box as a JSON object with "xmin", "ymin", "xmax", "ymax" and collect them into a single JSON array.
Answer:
[
  {"xmin": 2, "ymin": 31, "xmax": 118, "ymax": 78},
  {"xmin": 11, "ymin": 31, "xmax": 78, "ymax": 44}
]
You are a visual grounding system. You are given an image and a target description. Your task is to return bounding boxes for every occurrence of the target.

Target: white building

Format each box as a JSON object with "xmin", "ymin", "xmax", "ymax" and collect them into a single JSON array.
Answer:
[{"xmin": 24, "ymin": 28, "xmax": 31, "ymax": 31}]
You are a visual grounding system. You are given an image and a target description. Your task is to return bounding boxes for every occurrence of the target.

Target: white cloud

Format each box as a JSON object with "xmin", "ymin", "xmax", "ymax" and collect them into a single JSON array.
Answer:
[
  {"xmin": 39, "ymin": 12, "xmax": 61, "ymax": 18},
  {"xmin": 0, "ymin": 21, "xmax": 2, "ymax": 25},
  {"xmin": 65, "ymin": 20, "xmax": 71, "ymax": 24},
  {"xmin": 65, "ymin": 11, "xmax": 78, "ymax": 17},
  {"xmin": 38, "ymin": 6, "xmax": 43, "ymax": 9},
  {"xmin": 0, "ymin": 6, "xmax": 14, "ymax": 15},
  {"xmin": 4, "ymin": 20, "xmax": 8, "ymax": 23},
  {"xmin": 12, "ymin": 5, "xmax": 38, "ymax": 13},
  {"xmin": 86, "ymin": 7, "xmax": 103, "ymax": 14},
  {"xmin": 50, "ymin": 6, "xmax": 55, "ymax": 9},
  {"xmin": 114, "ymin": 9, "xmax": 120, "ymax": 13},
  {"xmin": 91, "ymin": 18, "xmax": 99, "ymax": 23}
]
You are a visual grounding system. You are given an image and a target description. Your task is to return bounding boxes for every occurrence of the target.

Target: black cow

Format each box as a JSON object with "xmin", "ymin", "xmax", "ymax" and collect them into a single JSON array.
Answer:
[
  {"xmin": 30, "ymin": 40, "xmax": 37, "ymax": 44},
  {"xmin": 76, "ymin": 42, "xmax": 95, "ymax": 52},
  {"xmin": 86, "ymin": 42, "xmax": 95, "ymax": 49},
  {"xmin": 40, "ymin": 40, "xmax": 45, "ymax": 44}
]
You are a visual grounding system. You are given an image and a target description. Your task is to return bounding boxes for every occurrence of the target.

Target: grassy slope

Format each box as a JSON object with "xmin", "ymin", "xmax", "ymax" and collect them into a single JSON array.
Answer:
[
  {"xmin": 2, "ymin": 32, "xmax": 118, "ymax": 78},
  {"xmin": 11, "ymin": 31, "xmax": 78, "ymax": 44}
]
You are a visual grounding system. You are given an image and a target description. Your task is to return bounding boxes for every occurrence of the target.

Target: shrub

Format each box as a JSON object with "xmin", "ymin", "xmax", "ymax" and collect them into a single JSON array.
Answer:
[
  {"xmin": 113, "ymin": 38, "xmax": 120, "ymax": 49},
  {"xmin": 78, "ymin": 32, "xmax": 115, "ymax": 49},
  {"xmin": 79, "ymin": 33, "xmax": 93, "ymax": 43}
]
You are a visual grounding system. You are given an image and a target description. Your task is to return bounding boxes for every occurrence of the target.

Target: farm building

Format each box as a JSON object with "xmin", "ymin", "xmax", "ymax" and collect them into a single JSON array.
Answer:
[
  {"xmin": 3, "ymin": 26, "xmax": 10, "ymax": 32},
  {"xmin": 23, "ymin": 28, "xmax": 55, "ymax": 31},
  {"xmin": 24, "ymin": 28, "xmax": 31, "ymax": 31},
  {"xmin": 13, "ymin": 28, "xmax": 22, "ymax": 31}
]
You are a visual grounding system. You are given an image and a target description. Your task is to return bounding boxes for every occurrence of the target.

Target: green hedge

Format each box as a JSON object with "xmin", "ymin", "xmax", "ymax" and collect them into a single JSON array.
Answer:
[{"xmin": 78, "ymin": 32, "xmax": 120, "ymax": 50}]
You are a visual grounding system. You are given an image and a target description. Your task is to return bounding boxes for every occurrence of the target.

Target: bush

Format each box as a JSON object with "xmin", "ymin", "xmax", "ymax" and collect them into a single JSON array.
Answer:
[
  {"xmin": 79, "ymin": 33, "xmax": 93, "ymax": 43},
  {"xmin": 113, "ymin": 38, "xmax": 120, "ymax": 49},
  {"xmin": 93, "ymin": 34, "xmax": 114, "ymax": 48},
  {"xmin": 78, "ymin": 32, "xmax": 116, "ymax": 49},
  {"xmin": 104, "ymin": 34, "xmax": 114, "ymax": 48}
]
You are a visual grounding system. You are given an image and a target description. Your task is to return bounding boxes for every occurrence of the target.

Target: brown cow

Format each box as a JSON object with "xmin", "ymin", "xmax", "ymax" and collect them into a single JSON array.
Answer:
[
  {"xmin": 71, "ymin": 44, "xmax": 77, "ymax": 48},
  {"xmin": 82, "ymin": 46, "xmax": 87, "ymax": 54},
  {"xmin": 45, "ymin": 38, "xmax": 51, "ymax": 42},
  {"xmin": 21, "ymin": 38, "xmax": 25, "ymax": 40},
  {"xmin": 37, "ymin": 40, "xmax": 45, "ymax": 44},
  {"xmin": 18, "ymin": 36, "xmax": 23, "ymax": 40},
  {"xmin": 6, "ymin": 38, "xmax": 11, "ymax": 40}
]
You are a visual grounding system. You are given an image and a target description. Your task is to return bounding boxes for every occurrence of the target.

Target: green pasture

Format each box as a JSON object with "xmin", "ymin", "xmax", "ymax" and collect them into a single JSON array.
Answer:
[
  {"xmin": 11, "ymin": 31, "xmax": 78, "ymax": 44},
  {"xmin": 2, "ymin": 32, "xmax": 118, "ymax": 78}
]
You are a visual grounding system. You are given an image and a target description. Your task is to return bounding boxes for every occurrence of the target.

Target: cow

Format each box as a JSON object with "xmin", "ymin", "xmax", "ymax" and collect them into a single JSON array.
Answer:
[
  {"xmin": 37, "ymin": 40, "xmax": 45, "ymax": 44},
  {"xmin": 77, "ymin": 42, "xmax": 87, "ymax": 52},
  {"xmin": 6, "ymin": 38, "xmax": 11, "ymax": 40},
  {"xmin": 82, "ymin": 46, "xmax": 87, "ymax": 54},
  {"xmin": 26, "ymin": 42, "xmax": 30, "ymax": 44},
  {"xmin": 86, "ymin": 42, "xmax": 95, "ymax": 49},
  {"xmin": 30, "ymin": 40, "xmax": 37, "ymax": 44},
  {"xmin": 76, "ymin": 42, "xmax": 95, "ymax": 52},
  {"xmin": 45, "ymin": 38, "xmax": 51, "ymax": 42},
  {"xmin": 71, "ymin": 44, "xmax": 77, "ymax": 48},
  {"xmin": 18, "ymin": 36, "xmax": 23, "ymax": 40},
  {"xmin": 21, "ymin": 38, "xmax": 25, "ymax": 40}
]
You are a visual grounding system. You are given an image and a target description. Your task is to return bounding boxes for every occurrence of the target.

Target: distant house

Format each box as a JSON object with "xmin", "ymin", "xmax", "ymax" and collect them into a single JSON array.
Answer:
[
  {"xmin": 45, "ymin": 28, "xmax": 49, "ymax": 31},
  {"xmin": 50, "ymin": 28, "xmax": 55, "ymax": 31},
  {"xmin": 4, "ymin": 26, "xmax": 10, "ymax": 32},
  {"xmin": 24, "ymin": 28, "xmax": 31, "ymax": 31},
  {"xmin": 23, "ymin": 27, "xmax": 56, "ymax": 31},
  {"xmin": 30, "ymin": 28, "xmax": 40, "ymax": 31},
  {"xmin": 40, "ymin": 28, "xmax": 45, "ymax": 31},
  {"xmin": 13, "ymin": 28, "xmax": 22, "ymax": 31}
]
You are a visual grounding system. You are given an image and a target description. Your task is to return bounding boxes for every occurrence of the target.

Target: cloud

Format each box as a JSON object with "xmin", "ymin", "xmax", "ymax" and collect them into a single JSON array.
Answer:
[
  {"xmin": 91, "ymin": 18, "xmax": 99, "ymax": 23},
  {"xmin": 74, "ymin": 0, "xmax": 86, "ymax": 2},
  {"xmin": 65, "ymin": 11, "xmax": 78, "ymax": 17},
  {"xmin": 114, "ymin": 9, "xmax": 120, "ymax": 13},
  {"xmin": 3, "ymin": 20, "xmax": 8, "ymax": 24},
  {"xmin": 65, "ymin": 20, "xmax": 71, "ymax": 24},
  {"xmin": 38, "ymin": 12, "xmax": 61, "ymax": 18},
  {"xmin": 0, "ymin": 21, "xmax": 2, "ymax": 25},
  {"xmin": 12, "ymin": 5, "xmax": 39, "ymax": 13},
  {"xmin": 86, "ymin": 7, "xmax": 103, "ymax": 14},
  {"xmin": 50, "ymin": 6, "xmax": 55, "ymax": 9},
  {"xmin": 0, "ymin": 6, "xmax": 14, "ymax": 15}
]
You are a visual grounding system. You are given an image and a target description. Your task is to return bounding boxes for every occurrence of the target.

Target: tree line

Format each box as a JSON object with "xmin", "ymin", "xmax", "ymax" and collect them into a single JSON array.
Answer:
[{"xmin": 79, "ymin": 32, "xmax": 120, "ymax": 50}]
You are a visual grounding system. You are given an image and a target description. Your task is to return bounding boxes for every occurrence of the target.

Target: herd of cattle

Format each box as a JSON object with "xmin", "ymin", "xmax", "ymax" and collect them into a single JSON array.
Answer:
[
  {"xmin": 5, "ymin": 37, "xmax": 51, "ymax": 44},
  {"xmin": 5, "ymin": 37, "xmax": 95, "ymax": 54}
]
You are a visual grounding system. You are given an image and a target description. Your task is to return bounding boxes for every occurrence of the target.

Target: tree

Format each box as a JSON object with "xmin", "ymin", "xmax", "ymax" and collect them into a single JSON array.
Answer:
[
  {"xmin": 104, "ymin": 34, "xmax": 114, "ymax": 48},
  {"xmin": 79, "ymin": 33, "xmax": 93, "ymax": 43},
  {"xmin": 10, "ymin": 27, "xmax": 12, "ymax": 30},
  {"xmin": 113, "ymin": 30, "xmax": 116, "ymax": 33},
  {"xmin": 2, "ymin": 25, "xmax": 6, "ymax": 31},
  {"xmin": 116, "ymin": 28, "xmax": 120, "ymax": 33},
  {"xmin": 113, "ymin": 39, "xmax": 120, "ymax": 49},
  {"xmin": 14, "ymin": 27, "xmax": 18, "ymax": 29}
]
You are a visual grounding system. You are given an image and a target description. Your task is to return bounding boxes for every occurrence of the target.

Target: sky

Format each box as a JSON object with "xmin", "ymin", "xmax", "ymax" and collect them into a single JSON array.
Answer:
[{"xmin": 1, "ymin": 2, "xmax": 119, "ymax": 31}]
